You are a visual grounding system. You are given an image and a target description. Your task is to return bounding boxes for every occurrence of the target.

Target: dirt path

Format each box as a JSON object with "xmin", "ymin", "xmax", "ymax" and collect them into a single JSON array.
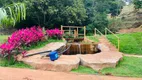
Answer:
[
  {"xmin": 98, "ymin": 36, "xmax": 118, "ymax": 51},
  {"xmin": 0, "ymin": 67, "xmax": 141, "ymax": 80}
]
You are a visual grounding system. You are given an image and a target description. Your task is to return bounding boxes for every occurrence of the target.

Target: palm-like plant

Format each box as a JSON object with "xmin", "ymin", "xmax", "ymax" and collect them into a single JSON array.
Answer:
[{"xmin": 0, "ymin": 3, "xmax": 26, "ymax": 28}]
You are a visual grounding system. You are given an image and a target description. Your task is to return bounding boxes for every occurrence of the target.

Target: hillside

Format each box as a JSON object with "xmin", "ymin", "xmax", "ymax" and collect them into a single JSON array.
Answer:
[{"xmin": 118, "ymin": 4, "xmax": 142, "ymax": 29}]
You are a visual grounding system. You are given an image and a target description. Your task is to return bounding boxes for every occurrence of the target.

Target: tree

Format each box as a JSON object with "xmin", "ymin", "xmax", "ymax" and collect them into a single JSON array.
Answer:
[
  {"xmin": 25, "ymin": 0, "xmax": 87, "ymax": 28},
  {"xmin": 133, "ymin": 0, "xmax": 142, "ymax": 10},
  {"xmin": 84, "ymin": 0, "xmax": 123, "ymax": 32}
]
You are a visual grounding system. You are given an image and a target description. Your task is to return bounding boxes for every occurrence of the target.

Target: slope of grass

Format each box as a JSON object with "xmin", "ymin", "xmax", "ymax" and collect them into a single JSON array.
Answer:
[
  {"xmin": 87, "ymin": 36, "xmax": 99, "ymax": 42},
  {"xmin": 101, "ymin": 56, "xmax": 142, "ymax": 77},
  {"xmin": 107, "ymin": 32, "xmax": 142, "ymax": 55}
]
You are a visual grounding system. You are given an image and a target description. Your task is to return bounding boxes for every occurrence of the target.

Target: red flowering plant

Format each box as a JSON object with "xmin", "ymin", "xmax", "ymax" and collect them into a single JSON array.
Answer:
[
  {"xmin": 0, "ymin": 26, "xmax": 44, "ymax": 59},
  {"xmin": 46, "ymin": 28, "xmax": 63, "ymax": 39}
]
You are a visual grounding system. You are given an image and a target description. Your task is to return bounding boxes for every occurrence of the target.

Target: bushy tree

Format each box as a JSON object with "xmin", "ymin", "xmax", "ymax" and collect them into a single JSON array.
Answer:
[
  {"xmin": 25, "ymin": 0, "xmax": 87, "ymax": 28},
  {"xmin": 133, "ymin": 0, "xmax": 142, "ymax": 10},
  {"xmin": 84, "ymin": 0, "xmax": 123, "ymax": 33}
]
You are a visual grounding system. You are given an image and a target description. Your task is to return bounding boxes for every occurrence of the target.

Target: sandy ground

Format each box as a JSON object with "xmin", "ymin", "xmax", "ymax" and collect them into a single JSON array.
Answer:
[{"xmin": 0, "ymin": 67, "xmax": 141, "ymax": 80}]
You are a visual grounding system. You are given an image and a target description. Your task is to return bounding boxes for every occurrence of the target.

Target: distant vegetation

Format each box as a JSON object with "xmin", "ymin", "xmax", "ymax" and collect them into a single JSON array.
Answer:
[{"xmin": 0, "ymin": 0, "xmax": 125, "ymax": 33}]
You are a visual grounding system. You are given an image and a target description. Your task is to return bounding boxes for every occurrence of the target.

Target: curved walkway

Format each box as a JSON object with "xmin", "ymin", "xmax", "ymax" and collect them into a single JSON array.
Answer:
[
  {"xmin": 124, "ymin": 54, "xmax": 142, "ymax": 58},
  {"xmin": 0, "ymin": 67, "xmax": 141, "ymax": 80}
]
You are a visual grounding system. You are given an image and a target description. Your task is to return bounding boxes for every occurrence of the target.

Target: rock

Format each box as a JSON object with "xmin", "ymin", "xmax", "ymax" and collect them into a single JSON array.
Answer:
[
  {"xmin": 18, "ymin": 42, "xmax": 81, "ymax": 72},
  {"xmin": 97, "ymin": 44, "xmax": 110, "ymax": 52},
  {"xmin": 20, "ymin": 55, "xmax": 80, "ymax": 72},
  {"xmin": 79, "ymin": 51, "xmax": 123, "ymax": 71}
]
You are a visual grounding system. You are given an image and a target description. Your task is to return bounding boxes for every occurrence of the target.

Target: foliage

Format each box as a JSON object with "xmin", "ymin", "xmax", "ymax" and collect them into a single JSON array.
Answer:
[
  {"xmin": 107, "ymin": 32, "xmax": 142, "ymax": 55},
  {"xmin": 101, "ymin": 56, "xmax": 142, "ymax": 77},
  {"xmin": 63, "ymin": 32, "xmax": 74, "ymax": 39},
  {"xmin": 0, "ymin": 57, "xmax": 33, "ymax": 69},
  {"xmin": 133, "ymin": 0, "xmax": 142, "ymax": 10},
  {"xmin": 0, "ymin": 26, "xmax": 44, "ymax": 58},
  {"xmin": 0, "ymin": 0, "xmax": 125, "ymax": 32},
  {"xmin": 0, "ymin": 3, "xmax": 26, "ymax": 28},
  {"xmin": 46, "ymin": 28, "xmax": 63, "ymax": 39},
  {"xmin": 108, "ymin": 18, "xmax": 123, "ymax": 32}
]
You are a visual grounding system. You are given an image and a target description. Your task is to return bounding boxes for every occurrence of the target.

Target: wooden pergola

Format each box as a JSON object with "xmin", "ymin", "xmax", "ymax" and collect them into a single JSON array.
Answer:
[{"xmin": 61, "ymin": 25, "xmax": 86, "ymax": 38}]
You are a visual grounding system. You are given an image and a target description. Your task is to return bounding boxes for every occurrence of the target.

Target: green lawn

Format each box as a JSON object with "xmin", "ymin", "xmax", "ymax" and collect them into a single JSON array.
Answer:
[
  {"xmin": 72, "ymin": 56, "xmax": 142, "ymax": 77},
  {"xmin": 0, "ymin": 35, "xmax": 9, "ymax": 44},
  {"xmin": 101, "ymin": 56, "xmax": 142, "ymax": 77},
  {"xmin": 107, "ymin": 32, "xmax": 142, "ymax": 55}
]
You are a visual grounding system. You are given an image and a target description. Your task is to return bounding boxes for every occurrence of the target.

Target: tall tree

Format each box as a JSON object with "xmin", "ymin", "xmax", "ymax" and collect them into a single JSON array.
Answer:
[{"xmin": 25, "ymin": 0, "xmax": 87, "ymax": 28}]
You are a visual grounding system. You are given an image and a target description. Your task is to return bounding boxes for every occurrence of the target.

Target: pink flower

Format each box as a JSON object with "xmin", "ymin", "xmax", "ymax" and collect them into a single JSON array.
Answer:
[{"xmin": 0, "ymin": 26, "xmax": 44, "ymax": 57}]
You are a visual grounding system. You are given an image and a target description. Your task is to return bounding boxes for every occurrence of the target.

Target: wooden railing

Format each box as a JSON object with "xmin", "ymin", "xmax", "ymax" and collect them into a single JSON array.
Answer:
[
  {"xmin": 94, "ymin": 28, "xmax": 120, "ymax": 51},
  {"xmin": 61, "ymin": 25, "xmax": 86, "ymax": 38},
  {"xmin": 94, "ymin": 28, "xmax": 104, "ymax": 36},
  {"xmin": 105, "ymin": 28, "xmax": 120, "ymax": 51}
]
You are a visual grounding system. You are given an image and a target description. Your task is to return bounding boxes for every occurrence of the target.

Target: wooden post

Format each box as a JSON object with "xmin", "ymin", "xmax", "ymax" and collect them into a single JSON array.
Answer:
[
  {"xmin": 77, "ymin": 27, "xmax": 79, "ymax": 37},
  {"xmin": 105, "ymin": 28, "xmax": 107, "ymax": 36},
  {"xmin": 69, "ymin": 27, "xmax": 71, "ymax": 36},
  {"xmin": 94, "ymin": 28, "xmax": 96, "ymax": 36},
  {"xmin": 84, "ymin": 26, "xmax": 86, "ymax": 38},
  {"xmin": 61, "ymin": 25, "xmax": 63, "ymax": 32},
  {"xmin": 74, "ymin": 30, "xmax": 76, "ymax": 38},
  {"xmin": 61, "ymin": 25, "xmax": 63, "ymax": 39},
  {"xmin": 118, "ymin": 38, "xmax": 120, "ymax": 51}
]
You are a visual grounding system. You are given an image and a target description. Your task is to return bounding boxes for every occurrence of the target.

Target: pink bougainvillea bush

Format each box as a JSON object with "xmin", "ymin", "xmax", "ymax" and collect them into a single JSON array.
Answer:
[
  {"xmin": 46, "ymin": 28, "xmax": 63, "ymax": 39},
  {"xmin": 0, "ymin": 26, "xmax": 44, "ymax": 57}
]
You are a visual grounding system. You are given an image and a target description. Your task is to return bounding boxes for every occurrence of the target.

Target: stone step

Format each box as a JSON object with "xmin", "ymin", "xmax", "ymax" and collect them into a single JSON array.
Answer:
[{"xmin": 21, "ymin": 55, "xmax": 80, "ymax": 72}]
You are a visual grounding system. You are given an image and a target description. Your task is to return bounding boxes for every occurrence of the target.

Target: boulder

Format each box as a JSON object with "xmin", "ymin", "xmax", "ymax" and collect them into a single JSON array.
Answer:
[{"xmin": 79, "ymin": 51, "xmax": 123, "ymax": 71}]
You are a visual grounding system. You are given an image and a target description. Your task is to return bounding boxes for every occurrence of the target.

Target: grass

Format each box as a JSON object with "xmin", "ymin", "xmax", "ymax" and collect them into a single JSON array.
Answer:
[
  {"xmin": 107, "ymin": 32, "xmax": 142, "ymax": 55},
  {"xmin": 72, "ymin": 66, "xmax": 98, "ymax": 74},
  {"xmin": 71, "ymin": 56, "xmax": 142, "ymax": 77},
  {"xmin": 0, "ymin": 35, "xmax": 9, "ymax": 44},
  {"xmin": 87, "ymin": 36, "xmax": 99, "ymax": 42},
  {"xmin": 101, "ymin": 56, "xmax": 142, "ymax": 77}
]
